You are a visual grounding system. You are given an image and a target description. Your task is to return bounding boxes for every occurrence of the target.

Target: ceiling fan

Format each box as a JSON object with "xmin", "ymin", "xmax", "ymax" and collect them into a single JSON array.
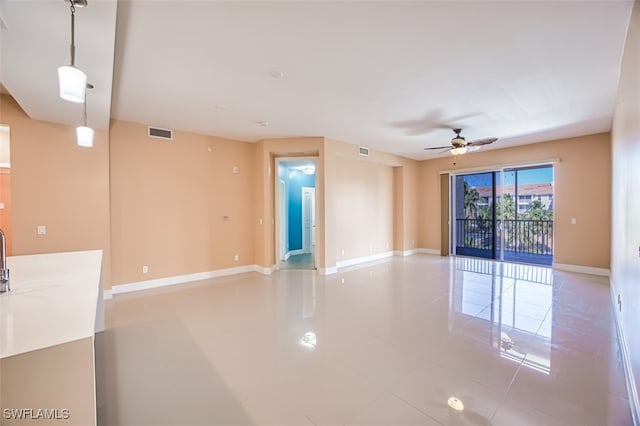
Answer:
[{"xmin": 424, "ymin": 128, "xmax": 498, "ymax": 155}]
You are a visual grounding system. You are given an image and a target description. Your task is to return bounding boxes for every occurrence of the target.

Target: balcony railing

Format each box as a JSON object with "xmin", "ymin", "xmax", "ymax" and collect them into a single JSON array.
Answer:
[{"xmin": 455, "ymin": 219, "xmax": 553, "ymax": 264}]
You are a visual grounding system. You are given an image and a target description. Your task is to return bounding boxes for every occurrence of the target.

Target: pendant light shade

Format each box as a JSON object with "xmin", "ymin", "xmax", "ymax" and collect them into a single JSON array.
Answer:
[
  {"xmin": 77, "ymin": 83, "xmax": 94, "ymax": 147},
  {"xmin": 76, "ymin": 125, "xmax": 94, "ymax": 147},
  {"xmin": 58, "ymin": 65, "xmax": 87, "ymax": 103}
]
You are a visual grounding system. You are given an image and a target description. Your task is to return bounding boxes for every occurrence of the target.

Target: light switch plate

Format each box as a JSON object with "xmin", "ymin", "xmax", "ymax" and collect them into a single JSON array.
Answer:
[{"xmin": 37, "ymin": 225, "xmax": 46, "ymax": 235}]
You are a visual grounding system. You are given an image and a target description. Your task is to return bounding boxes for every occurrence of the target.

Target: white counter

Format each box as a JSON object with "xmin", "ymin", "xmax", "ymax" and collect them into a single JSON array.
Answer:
[{"xmin": 0, "ymin": 250, "xmax": 104, "ymax": 359}]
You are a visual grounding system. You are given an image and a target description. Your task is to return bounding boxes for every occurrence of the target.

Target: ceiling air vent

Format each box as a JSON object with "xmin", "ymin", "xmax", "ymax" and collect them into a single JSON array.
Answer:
[
  {"xmin": 148, "ymin": 126, "xmax": 173, "ymax": 140},
  {"xmin": 359, "ymin": 146, "xmax": 369, "ymax": 157}
]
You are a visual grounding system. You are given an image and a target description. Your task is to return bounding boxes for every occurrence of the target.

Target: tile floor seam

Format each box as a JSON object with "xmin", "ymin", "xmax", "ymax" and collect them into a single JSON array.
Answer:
[
  {"xmin": 384, "ymin": 389, "xmax": 445, "ymax": 426},
  {"xmin": 489, "ymin": 358, "xmax": 526, "ymax": 422}
]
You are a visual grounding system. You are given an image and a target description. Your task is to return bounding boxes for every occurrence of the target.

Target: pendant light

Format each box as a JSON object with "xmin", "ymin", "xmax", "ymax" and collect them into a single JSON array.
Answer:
[
  {"xmin": 58, "ymin": 0, "xmax": 88, "ymax": 103},
  {"xmin": 77, "ymin": 83, "xmax": 94, "ymax": 147}
]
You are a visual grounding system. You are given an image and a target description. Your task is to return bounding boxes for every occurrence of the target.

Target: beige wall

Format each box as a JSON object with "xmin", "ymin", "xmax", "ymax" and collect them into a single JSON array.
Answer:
[
  {"xmin": 252, "ymin": 137, "xmax": 418, "ymax": 272},
  {"xmin": 418, "ymin": 133, "xmax": 611, "ymax": 269},
  {"xmin": 0, "ymin": 104, "xmax": 419, "ymax": 285},
  {"xmin": 110, "ymin": 120, "xmax": 254, "ymax": 286},
  {"xmin": 0, "ymin": 95, "xmax": 111, "ymax": 285},
  {"xmin": 611, "ymin": 0, "xmax": 640, "ymax": 411},
  {"xmin": 324, "ymin": 138, "xmax": 418, "ymax": 268},
  {"xmin": 334, "ymin": 155, "xmax": 394, "ymax": 261},
  {"xmin": 7, "ymin": 87, "xmax": 612, "ymax": 287}
]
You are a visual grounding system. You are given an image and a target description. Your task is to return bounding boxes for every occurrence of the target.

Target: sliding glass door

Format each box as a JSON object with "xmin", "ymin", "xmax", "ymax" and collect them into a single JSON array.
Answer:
[
  {"xmin": 453, "ymin": 171, "xmax": 501, "ymax": 259},
  {"xmin": 452, "ymin": 165, "xmax": 554, "ymax": 266},
  {"xmin": 502, "ymin": 166, "xmax": 554, "ymax": 265}
]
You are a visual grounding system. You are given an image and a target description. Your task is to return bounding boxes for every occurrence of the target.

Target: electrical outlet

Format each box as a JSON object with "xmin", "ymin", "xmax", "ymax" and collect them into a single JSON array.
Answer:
[
  {"xmin": 37, "ymin": 225, "xmax": 46, "ymax": 235},
  {"xmin": 234, "ymin": 254, "xmax": 239, "ymax": 262},
  {"xmin": 142, "ymin": 265, "xmax": 148, "ymax": 274},
  {"xmin": 618, "ymin": 294, "xmax": 622, "ymax": 312},
  {"xmin": 341, "ymin": 249, "xmax": 345, "ymax": 256}
]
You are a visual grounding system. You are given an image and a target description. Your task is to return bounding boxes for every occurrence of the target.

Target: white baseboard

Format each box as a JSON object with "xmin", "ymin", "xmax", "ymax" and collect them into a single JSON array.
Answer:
[
  {"xmin": 553, "ymin": 263, "xmax": 610, "ymax": 277},
  {"xmin": 418, "ymin": 248, "xmax": 441, "ymax": 256},
  {"xmin": 290, "ymin": 249, "xmax": 304, "ymax": 256},
  {"xmin": 319, "ymin": 266, "xmax": 338, "ymax": 275},
  {"xmin": 253, "ymin": 264, "xmax": 276, "ymax": 275},
  {"xmin": 336, "ymin": 251, "xmax": 394, "ymax": 269},
  {"xmin": 109, "ymin": 264, "xmax": 258, "ymax": 297},
  {"xmin": 609, "ymin": 278, "xmax": 640, "ymax": 425},
  {"xmin": 393, "ymin": 249, "xmax": 419, "ymax": 257},
  {"xmin": 284, "ymin": 252, "xmax": 291, "ymax": 261}
]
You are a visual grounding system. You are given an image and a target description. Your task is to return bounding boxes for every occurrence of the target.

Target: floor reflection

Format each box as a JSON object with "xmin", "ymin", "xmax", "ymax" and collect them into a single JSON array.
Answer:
[
  {"xmin": 100, "ymin": 255, "xmax": 632, "ymax": 426},
  {"xmin": 451, "ymin": 257, "xmax": 553, "ymax": 374}
]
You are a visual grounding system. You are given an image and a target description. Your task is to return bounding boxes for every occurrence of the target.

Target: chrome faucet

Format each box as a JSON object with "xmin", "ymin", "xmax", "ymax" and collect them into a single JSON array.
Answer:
[{"xmin": 0, "ymin": 228, "xmax": 9, "ymax": 293}]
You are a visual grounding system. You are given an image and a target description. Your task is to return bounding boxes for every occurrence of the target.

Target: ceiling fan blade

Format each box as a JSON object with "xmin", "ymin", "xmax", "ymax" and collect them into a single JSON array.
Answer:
[
  {"xmin": 439, "ymin": 147, "xmax": 453, "ymax": 154},
  {"xmin": 467, "ymin": 137, "xmax": 498, "ymax": 146},
  {"xmin": 391, "ymin": 110, "xmax": 482, "ymax": 135},
  {"xmin": 424, "ymin": 145, "xmax": 452, "ymax": 150}
]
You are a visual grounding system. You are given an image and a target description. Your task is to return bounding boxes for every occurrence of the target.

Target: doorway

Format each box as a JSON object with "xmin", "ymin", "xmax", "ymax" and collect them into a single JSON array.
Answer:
[
  {"xmin": 451, "ymin": 164, "xmax": 554, "ymax": 266},
  {"xmin": 276, "ymin": 159, "xmax": 317, "ymax": 270}
]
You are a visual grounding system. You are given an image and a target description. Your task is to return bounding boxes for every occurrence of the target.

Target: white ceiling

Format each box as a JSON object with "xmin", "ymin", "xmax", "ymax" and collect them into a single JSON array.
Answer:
[{"xmin": 0, "ymin": 1, "xmax": 633, "ymax": 160}]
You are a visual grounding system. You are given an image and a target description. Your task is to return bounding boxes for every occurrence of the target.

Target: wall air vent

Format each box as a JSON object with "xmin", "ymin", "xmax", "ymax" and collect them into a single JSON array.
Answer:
[
  {"xmin": 148, "ymin": 126, "xmax": 173, "ymax": 140},
  {"xmin": 359, "ymin": 146, "xmax": 370, "ymax": 156}
]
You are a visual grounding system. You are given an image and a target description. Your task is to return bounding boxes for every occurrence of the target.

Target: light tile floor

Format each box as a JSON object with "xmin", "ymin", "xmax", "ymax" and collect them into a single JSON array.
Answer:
[
  {"xmin": 280, "ymin": 253, "xmax": 316, "ymax": 270},
  {"xmin": 97, "ymin": 255, "xmax": 633, "ymax": 425}
]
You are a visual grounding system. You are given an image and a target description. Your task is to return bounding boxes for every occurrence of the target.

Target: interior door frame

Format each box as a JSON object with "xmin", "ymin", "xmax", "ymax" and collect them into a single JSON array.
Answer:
[
  {"xmin": 278, "ymin": 179, "xmax": 287, "ymax": 262},
  {"xmin": 274, "ymin": 157, "xmax": 319, "ymax": 270}
]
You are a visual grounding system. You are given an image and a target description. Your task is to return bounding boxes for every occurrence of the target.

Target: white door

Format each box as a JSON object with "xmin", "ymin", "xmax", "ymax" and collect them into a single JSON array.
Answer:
[
  {"xmin": 278, "ymin": 180, "xmax": 286, "ymax": 261},
  {"xmin": 302, "ymin": 187, "xmax": 315, "ymax": 254}
]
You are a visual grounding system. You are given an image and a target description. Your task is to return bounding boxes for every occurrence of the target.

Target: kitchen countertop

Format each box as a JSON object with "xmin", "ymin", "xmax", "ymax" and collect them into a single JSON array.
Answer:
[{"xmin": 0, "ymin": 250, "xmax": 103, "ymax": 359}]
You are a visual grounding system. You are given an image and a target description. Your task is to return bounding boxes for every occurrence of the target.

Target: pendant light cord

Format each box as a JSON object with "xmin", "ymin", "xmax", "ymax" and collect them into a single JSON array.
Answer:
[
  {"xmin": 83, "ymin": 83, "xmax": 93, "ymax": 127},
  {"xmin": 69, "ymin": 1, "xmax": 76, "ymax": 67},
  {"xmin": 83, "ymin": 96, "xmax": 87, "ymax": 127}
]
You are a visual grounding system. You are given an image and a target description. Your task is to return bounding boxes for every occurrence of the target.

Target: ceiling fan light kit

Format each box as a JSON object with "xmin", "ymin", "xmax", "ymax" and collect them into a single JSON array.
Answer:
[
  {"xmin": 450, "ymin": 146, "xmax": 468, "ymax": 156},
  {"xmin": 424, "ymin": 128, "xmax": 498, "ymax": 156}
]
